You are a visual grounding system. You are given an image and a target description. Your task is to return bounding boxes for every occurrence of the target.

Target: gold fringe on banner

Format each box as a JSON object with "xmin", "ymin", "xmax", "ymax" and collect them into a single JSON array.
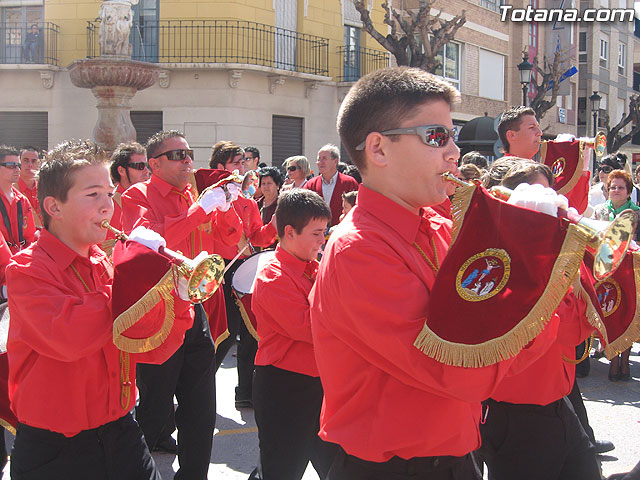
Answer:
[
  {"xmin": 449, "ymin": 183, "xmax": 476, "ymax": 245},
  {"xmin": 572, "ymin": 276, "xmax": 608, "ymax": 345},
  {"xmin": 113, "ymin": 269, "xmax": 176, "ymax": 353},
  {"xmin": 235, "ymin": 297, "xmax": 260, "ymax": 342},
  {"xmin": 604, "ymin": 251, "xmax": 640, "ymax": 359},
  {"xmin": 414, "ymin": 224, "xmax": 590, "ymax": 368}
]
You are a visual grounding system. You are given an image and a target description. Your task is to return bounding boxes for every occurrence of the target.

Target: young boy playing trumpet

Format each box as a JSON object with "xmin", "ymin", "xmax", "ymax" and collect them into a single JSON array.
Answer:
[{"xmin": 6, "ymin": 140, "xmax": 193, "ymax": 479}]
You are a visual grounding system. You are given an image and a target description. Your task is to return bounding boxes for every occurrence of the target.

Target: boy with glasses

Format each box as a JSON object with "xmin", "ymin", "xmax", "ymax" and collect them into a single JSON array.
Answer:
[
  {"xmin": 0, "ymin": 146, "xmax": 35, "ymax": 255},
  {"xmin": 244, "ymin": 146, "xmax": 261, "ymax": 172},
  {"xmin": 310, "ymin": 67, "xmax": 558, "ymax": 480}
]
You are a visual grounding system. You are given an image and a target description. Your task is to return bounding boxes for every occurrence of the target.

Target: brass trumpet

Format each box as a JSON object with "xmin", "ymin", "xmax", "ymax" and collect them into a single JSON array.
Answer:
[
  {"xmin": 443, "ymin": 173, "xmax": 637, "ymax": 281},
  {"xmin": 101, "ymin": 220, "xmax": 225, "ymax": 303}
]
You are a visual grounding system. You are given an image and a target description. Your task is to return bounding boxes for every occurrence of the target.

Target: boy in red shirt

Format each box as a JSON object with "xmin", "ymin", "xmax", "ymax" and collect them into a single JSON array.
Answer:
[
  {"xmin": 250, "ymin": 189, "xmax": 336, "ymax": 480},
  {"xmin": 6, "ymin": 140, "xmax": 192, "ymax": 479}
]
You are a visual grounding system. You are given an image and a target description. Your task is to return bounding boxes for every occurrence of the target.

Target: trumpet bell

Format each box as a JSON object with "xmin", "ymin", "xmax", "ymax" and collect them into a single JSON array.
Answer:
[
  {"xmin": 184, "ymin": 254, "xmax": 226, "ymax": 303},
  {"xmin": 584, "ymin": 210, "xmax": 638, "ymax": 281}
]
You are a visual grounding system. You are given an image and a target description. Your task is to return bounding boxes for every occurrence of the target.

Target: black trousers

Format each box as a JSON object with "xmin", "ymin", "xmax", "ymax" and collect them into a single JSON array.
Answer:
[
  {"xmin": 10, "ymin": 413, "xmax": 160, "ymax": 480},
  {"xmin": 252, "ymin": 365, "xmax": 337, "ymax": 480},
  {"xmin": 567, "ymin": 377, "xmax": 596, "ymax": 443},
  {"xmin": 327, "ymin": 447, "xmax": 482, "ymax": 480},
  {"xmin": 575, "ymin": 341, "xmax": 591, "ymax": 377},
  {"xmin": 478, "ymin": 397, "xmax": 600, "ymax": 480},
  {"xmin": 216, "ymin": 257, "xmax": 257, "ymax": 401},
  {"xmin": 136, "ymin": 305, "xmax": 216, "ymax": 480}
]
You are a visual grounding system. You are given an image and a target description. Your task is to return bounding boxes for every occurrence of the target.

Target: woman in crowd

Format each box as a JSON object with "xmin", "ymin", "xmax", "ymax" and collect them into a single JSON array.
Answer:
[
  {"xmin": 592, "ymin": 169, "xmax": 640, "ymax": 382},
  {"xmin": 282, "ymin": 156, "xmax": 311, "ymax": 190},
  {"xmin": 257, "ymin": 167, "xmax": 284, "ymax": 225}
]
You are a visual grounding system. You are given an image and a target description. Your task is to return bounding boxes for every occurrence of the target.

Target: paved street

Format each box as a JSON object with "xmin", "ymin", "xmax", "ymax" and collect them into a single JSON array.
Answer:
[{"xmin": 2, "ymin": 343, "xmax": 639, "ymax": 479}]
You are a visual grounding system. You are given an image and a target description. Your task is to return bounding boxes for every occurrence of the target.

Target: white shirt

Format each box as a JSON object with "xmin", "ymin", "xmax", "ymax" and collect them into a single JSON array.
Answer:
[{"xmin": 321, "ymin": 171, "xmax": 338, "ymax": 204}]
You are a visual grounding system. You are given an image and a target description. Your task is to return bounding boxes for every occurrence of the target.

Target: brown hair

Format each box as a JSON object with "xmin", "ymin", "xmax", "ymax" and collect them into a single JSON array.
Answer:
[
  {"xmin": 275, "ymin": 189, "xmax": 331, "ymax": 237},
  {"xmin": 337, "ymin": 67, "xmax": 460, "ymax": 172},
  {"xmin": 342, "ymin": 190, "xmax": 358, "ymax": 207},
  {"xmin": 482, "ymin": 157, "xmax": 526, "ymax": 189},
  {"xmin": 501, "ymin": 160, "xmax": 553, "ymax": 190},
  {"xmin": 209, "ymin": 141, "xmax": 244, "ymax": 169},
  {"xmin": 145, "ymin": 130, "xmax": 185, "ymax": 159},
  {"xmin": 110, "ymin": 141, "xmax": 146, "ymax": 183},
  {"xmin": 606, "ymin": 169, "xmax": 634, "ymax": 195},
  {"xmin": 459, "ymin": 163, "xmax": 483, "ymax": 181},
  {"xmin": 39, "ymin": 140, "xmax": 109, "ymax": 228},
  {"xmin": 497, "ymin": 106, "xmax": 536, "ymax": 153}
]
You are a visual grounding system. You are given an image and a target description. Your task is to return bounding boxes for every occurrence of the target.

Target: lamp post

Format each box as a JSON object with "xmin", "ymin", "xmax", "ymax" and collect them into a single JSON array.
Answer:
[
  {"xmin": 517, "ymin": 53, "xmax": 533, "ymax": 107},
  {"xmin": 589, "ymin": 91, "xmax": 602, "ymax": 136}
]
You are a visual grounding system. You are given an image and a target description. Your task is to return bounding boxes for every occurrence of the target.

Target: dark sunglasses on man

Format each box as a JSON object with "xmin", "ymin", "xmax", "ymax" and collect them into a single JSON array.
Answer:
[
  {"xmin": 127, "ymin": 162, "xmax": 149, "ymax": 171},
  {"xmin": 287, "ymin": 165, "xmax": 298, "ymax": 172},
  {"xmin": 0, "ymin": 162, "xmax": 21, "ymax": 170},
  {"xmin": 152, "ymin": 149, "xmax": 194, "ymax": 161},
  {"xmin": 599, "ymin": 165, "xmax": 613, "ymax": 174}
]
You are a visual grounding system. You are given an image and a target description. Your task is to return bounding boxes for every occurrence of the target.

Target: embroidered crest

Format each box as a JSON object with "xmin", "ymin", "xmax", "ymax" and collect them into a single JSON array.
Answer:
[
  {"xmin": 551, "ymin": 157, "xmax": 566, "ymax": 178},
  {"xmin": 456, "ymin": 249, "xmax": 511, "ymax": 302},
  {"xmin": 595, "ymin": 278, "xmax": 622, "ymax": 317}
]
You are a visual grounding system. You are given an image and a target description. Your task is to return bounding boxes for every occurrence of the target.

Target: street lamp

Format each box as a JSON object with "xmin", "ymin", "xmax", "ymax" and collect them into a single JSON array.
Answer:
[
  {"xmin": 589, "ymin": 91, "xmax": 602, "ymax": 136},
  {"xmin": 517, "ymin": 53, "xmax": 533, "ymax": 106}
]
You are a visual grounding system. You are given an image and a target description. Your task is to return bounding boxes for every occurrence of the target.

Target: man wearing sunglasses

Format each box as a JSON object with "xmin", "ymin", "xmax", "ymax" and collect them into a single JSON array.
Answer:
[
  {"xmin": 243, "ymin": 146, "xmax": 261, "ymax": 172},
  {"xmin": 304, "ymin": 144, "xmax": 358, "ymax": 226},
  {"xmin": 103, "ymin": 142, "xmax": 151, "ymax": 255},
  {"xmin": 121, "ymin": 131, "xmax": 242, "ymax": 479},
  {"xmin": 0, "ymin": 145, "xmax": 36, "ymax": 256}
]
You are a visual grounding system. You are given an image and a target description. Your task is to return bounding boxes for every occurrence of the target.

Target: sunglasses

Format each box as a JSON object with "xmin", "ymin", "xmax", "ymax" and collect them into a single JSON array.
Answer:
[
  {"xmin": 127, "ymin": 162, "xmax": 149, "ymax": 171},
  {"xmin": 152, "ymin": 149, "xmax": 193, "ymax": 161},
  {"xmin": 0, "ymin": 162, "xmax": 21, "ymax": 170},
  {"xmin": 600, "ymin": 165, "xmax": 613, "ymax": 174},
  {"xmin": 287, "ymin": 165, "xmax": 298, "ymax": 171},
  {"xmin": 355, "ymin": 125, "xmax": 455, "ymax": 150}
]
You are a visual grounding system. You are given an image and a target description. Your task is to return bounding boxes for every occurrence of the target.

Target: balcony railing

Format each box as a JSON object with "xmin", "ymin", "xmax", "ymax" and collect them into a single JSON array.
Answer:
[
  {"xmin": 337, "ymin": 46, "xmax": 389, "ymax": 82},
  {"xmin": 0, "ymin": 22, "xmax": 59, "ymax": 66},
  {"xmin": 87, "ymin": 19, "xmax": 329, "ymax": 76}
]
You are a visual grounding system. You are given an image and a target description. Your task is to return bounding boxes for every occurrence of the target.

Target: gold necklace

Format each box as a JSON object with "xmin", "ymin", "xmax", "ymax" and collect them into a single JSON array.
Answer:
[{"xmin": 413, "ymin": 236, "xmax": 439, "ymax": 273}]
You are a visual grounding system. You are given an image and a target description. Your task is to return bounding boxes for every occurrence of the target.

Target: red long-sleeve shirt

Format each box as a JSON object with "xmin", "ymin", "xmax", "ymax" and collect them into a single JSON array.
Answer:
[
  {"xmin": 16, "ymin": 177, "xmax": 41, "ymax": 228},
  {"xmin": 6, "ymin": 230, "xmax": 192, "ymax": 436},
  {"xmin": 121, "ymin": 175, "xmax": 242, "ymax": 258},
  {"xmin": 212, "ymin": 195, "xmax": 276, "ymax": 259},
  {"xmin": 490, "ymin": 290, "xmax": 594, "ymax": 405},
  {"xmin": 253, "ymin": 246, "xmax": 319, "ymax": 376},
  {"xmin": 309, "ymin": 185, "xmax": 559, "ymax": 462},
  {"xmin": 0, "ymin": 187, "xmax": 35, "ymax": 254}
]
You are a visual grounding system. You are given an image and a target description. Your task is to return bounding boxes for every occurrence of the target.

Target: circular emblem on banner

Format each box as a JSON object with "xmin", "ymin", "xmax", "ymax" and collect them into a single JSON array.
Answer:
[
  {"xmin": 551, "ymin": 157, "xmax": 566, "ymax": 178},
  {"xmin": 456, "ymin": 249, "xmax": 511, "ymax": 302},
  {"xmin": 594, "ymin": 278, "xmax": 622, "ymax": 317}
]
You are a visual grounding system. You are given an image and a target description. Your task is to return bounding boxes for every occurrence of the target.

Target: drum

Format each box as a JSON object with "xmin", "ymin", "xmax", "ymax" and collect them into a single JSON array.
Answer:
[
  {"xmin": 231, "ymin": 250, "xmax": 276, "ymax": 296},
  {"xmin": 231, "ymin": 250, "xmax": 275, "ymax": 342}
]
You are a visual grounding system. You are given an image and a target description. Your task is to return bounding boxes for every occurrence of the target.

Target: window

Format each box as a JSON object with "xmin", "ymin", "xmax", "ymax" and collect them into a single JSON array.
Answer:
[
  {"xmin": 600, "ymin": 35, "xmax": 609, "ymax": 68},
  {"xmin": 272, "ymin": 116, "xmax": 303, "ymax": 168},
  {"xmin": 131, "ymin": 111, "xmax": 163, "ymax": 145},
  {"xmin": 343, "ymin": 25, "xmax": 361, "ymax": 82},
  {"xmin": 578, "ymin": 31, "xmax": 587, "ymax": 63},
  {"xmin": 1, "ymin": 4, "xmax": 44, "ymax": 64},
  {"xmin": 434, "ymin": 42, "xmax": 460, "ymax": 90},
  {"xmin": 0, "ymin": 111, "xmax": 47, "ymax": 150},
  {"xmin": 528, "ymin": 0, "xmax": 538, "ymax": 48},
  {"xmin": 618, "ymin": 43, "xmax": 626, "ymax": 76},
  {"xmin": 478, "ymin": 49, "xmax": 504, "ymax": 100}
]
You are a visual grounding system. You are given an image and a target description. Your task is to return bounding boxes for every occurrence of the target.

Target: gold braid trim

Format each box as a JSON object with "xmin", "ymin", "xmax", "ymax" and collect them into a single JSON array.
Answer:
[
  {"xmin": 113, "ymin": 268, "xmax": 176, "ymax": 353},
  {"xmin": 604, "ymin": 251, "xmax": 640, "ymax": 359},
  {"xmin": 235, "ymin": 297, "xmax": 260, "ymax": 341},
  {"xmin": 100, "ymin": 238, "xmax": 117, "ymax": 258},
  {"xmin": 0, "ymin": 418, "xmax": 15, "ymax": 435},
  {"xmin": 414, "ymin": 224, "xmax": 590, "ymax": 367},
  {"xmin": 571, "ymin": 275, "xmax": 609, "ymax": 344},
  {"xmin": 449, "ymin": 183, "xmax": 476, "ymax": 245},
  {"xmin": 214, "ymin": 329, "xmax": 230, "ymax": 350}
]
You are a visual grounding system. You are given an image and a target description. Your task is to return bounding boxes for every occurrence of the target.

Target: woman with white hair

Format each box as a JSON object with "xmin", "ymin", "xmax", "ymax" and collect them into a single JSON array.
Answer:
[{"xmin": 282, "ymin": 155, "xmax": 311, "ymax": 190}]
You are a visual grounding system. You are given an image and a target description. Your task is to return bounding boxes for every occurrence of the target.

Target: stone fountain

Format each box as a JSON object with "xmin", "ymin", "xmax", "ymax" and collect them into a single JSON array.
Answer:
[{"xmin": 68, "ymin": 0, "xmax": 159, "ymax": 151}]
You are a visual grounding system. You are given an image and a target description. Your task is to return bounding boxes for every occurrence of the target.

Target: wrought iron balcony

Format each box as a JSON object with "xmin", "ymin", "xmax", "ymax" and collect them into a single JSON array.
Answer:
[
  {"xmin": 87, "ymin": 19, "xmax": 329, "ymax": 76},
  {"xmin": 337, "ymin": 46, "xmax": 389, "ymax": 82},
  {"xmin": 0, "ymin": 22, "xmax": 59, "ymax": 66}
]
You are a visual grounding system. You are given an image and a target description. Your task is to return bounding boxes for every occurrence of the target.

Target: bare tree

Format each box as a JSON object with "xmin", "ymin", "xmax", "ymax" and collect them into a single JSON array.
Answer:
[
  {"xmin": 353, "ymin": 0, "xmax": 465, "ymax": 72},
  {"xmin": 601, "ymin": 95, "xmax": 640, "ymax": 153},
  {"xmin": 529, "ymin": 50, "xmax": 564, "ymax": 121}
]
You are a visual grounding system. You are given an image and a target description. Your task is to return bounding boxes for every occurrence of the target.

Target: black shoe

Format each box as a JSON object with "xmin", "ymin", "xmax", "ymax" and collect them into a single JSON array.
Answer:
[
  {"xmin": 151, "ymin": 436, "xmax": 178, "ymax": 454},
  {"xmin": 595, "ymin": 440, "xmax": 615, "ymax": 454},
  {"xmin": 235, "ymin": 398, "xmax": 253, "ymax": 409},
  {"xmin": 591, "ymin": 350, "xmax": 605, "ymax": 359},
  {"xmin": 619, "ymin": 372, "xmax": 631, "ymax": 381}
]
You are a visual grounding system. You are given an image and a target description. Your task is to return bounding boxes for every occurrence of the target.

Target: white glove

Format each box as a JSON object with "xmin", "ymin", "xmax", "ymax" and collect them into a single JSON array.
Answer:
[
  {"xmin": 507, "ymin": 183, "xmax": 568, "ymax": 218},
  {"xmin": 128, "ymin": 226, "xmax": 166, "ymax": 252},
  {"xmin": 176, "ymin": 251, "xmax": 210, "ymax": 301},
  {"xmin": 198, "ymin": 187, "xmax": 229, "ymax": 214},
  {"xmin": 555, "ymin": 133, "xmax": 576, "ymax": 142},
  {"xmin": 226, "ymin": 183, "xmax": 241, "ymax": 202}
]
